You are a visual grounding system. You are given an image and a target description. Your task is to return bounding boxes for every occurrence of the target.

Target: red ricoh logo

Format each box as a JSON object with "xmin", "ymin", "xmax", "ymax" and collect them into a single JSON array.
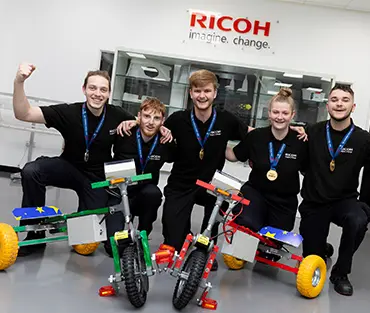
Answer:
[
  {"xmin": 190, "ymin": 12, "xmax": 271, "ymax": 37},
  {"xmin": 188, "ymin": 11, "xmax": 272, "ymax": 50}
]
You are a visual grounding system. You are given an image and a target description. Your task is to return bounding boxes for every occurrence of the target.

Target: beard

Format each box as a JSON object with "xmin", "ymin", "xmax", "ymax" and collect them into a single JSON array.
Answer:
[
  {"xmin": 141, "ymin": 125, "xmax": 160, "ymax": 137},
  {"xmin": 329, "ymin": 110, "xmax": 351, "ymax": 122}
]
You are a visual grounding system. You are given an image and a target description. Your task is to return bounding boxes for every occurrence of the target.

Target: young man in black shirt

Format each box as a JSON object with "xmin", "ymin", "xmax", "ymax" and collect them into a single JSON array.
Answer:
[
  {"xmin": 104, "ymin": 98, "xmax": 175, "ymax": 257},
  {"xmin": 299, "ymin": 85, "xmax": 370, "ymax": 296},
  {"xmin": 12, "ymin": 63, "xmax": 135, "ymax": 256},
  {"xmin": 160, "ymin": 70, "xmax": 250, "ymax": 271}
]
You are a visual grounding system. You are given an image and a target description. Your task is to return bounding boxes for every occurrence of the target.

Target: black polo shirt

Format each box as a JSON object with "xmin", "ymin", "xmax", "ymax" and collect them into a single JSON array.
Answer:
[
  {"xmin": 40, "ymin": 102, "xmax": 134, "ymax": 180},
  {"xmin": 301, "ymin": 120, "xmax": 370, "ymax": 204},
  {"xmin": 164, "ymin": 108, "xmax": 247, "ymax": 189},
  {"xmin": 233, "ymin": 127, "xmax": 308, "ymax": 196},
  {"xmin": 113, "ymin": 126, "xmax": 175, "ymax": 185}
]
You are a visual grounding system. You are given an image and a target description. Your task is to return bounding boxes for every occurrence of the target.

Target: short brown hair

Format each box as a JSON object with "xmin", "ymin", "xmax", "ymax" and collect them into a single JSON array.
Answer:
[
  {"xmin": 269, "ymin": 88, "xmax": 295, "ymax": 111},
  {"xmin": 329, "ymin": 84, "xmax": 354, "ymax": 98},
  {"xmin": 189, "ymin": 69, "xmax": 218, "ymax": 89},
  {"xmin": 140, "ymin": 97, "xmax": 166, "ymax": 117},
  {"xmin": 83, "ymin": 70, "xmax": 111, "ymax": 91}
]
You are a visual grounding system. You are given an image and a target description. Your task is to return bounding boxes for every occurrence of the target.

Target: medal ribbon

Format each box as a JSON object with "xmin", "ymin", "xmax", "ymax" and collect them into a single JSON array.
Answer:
[
  {"xmin": 136, "ymin": 128, "xmax": 159, "ymax": 173},
  {"xmin": 326, "ymin": 122, "xmax": 354, "ymax": 161},
  {"xmin": 82, "ymin": 102, "xmax": 106, "ymax": 159},
  {"xmin": 269, "ymin": 142, "xmax": 286, "ymax": 170},
  {"xmin": 190, "ymin": 108, "xmax": 217, "ymax": 151}
]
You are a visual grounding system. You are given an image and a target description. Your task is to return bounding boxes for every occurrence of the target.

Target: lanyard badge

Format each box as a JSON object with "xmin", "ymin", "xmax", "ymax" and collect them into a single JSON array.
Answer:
[
  {"xmin": 326, "ymin": 122, "xmax": 354, "ymax": 172},
  {"xmin": 266, "ymin": 142, "xmax": 286, "ymax": 181},
  {"xmin": 136, "ymin": 128, "xmax": 159, "ymax": 174},
  {"xmin": 82, "ymin": 103, "xmax": 106, "ymax": 162},
  {"xmin": 190, "ymin": 109, "xmax": 217, "ymax": 160}
]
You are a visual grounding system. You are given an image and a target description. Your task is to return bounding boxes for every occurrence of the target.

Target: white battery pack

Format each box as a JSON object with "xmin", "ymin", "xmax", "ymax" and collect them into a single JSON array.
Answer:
[
  {"xmin": 210, "ymin": 170, "xmax": 242, "ymax": 195},
  {"xmin": 104, "ymin": 159, "xmax": 136, "ymax": 180},
  {"xmin": 67, "ymin": 214, "xmax": 107, "ymax": 245},
  {"xmin": 221, "ymin": 229, "xmax": 259, "ymax": 263}
]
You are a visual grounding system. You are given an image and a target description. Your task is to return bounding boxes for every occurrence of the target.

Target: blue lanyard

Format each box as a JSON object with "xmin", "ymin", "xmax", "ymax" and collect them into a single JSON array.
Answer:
[
  {"xmin": 190, "ymin": 108, "xmax": 217, "ymax": 149},
  {"xmin": 269, "ymin": 142, "xmax": 286, "ymax": 170},
  {"xmin": 326, "ymin": 122, "xmax": 354, "ymax": 160},
  {"xmin": 82, "ymin": 103, "xmax": 106, "ymax": 161},
  {"xmin": 136, "ymin": 128, "xmax": 159, "ymax": 174}
]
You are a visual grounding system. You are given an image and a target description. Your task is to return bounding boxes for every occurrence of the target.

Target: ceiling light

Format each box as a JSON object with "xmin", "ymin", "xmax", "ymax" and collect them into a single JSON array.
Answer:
[
  {"xmin": 127, "ymin": 52, "xmax": 146, "ymax": 59},
  {"xmin": 283, "ymin": 73, "xmax": 303, "ymax": 79},
  {"xmin": 307, "ymin": 87, "xmax": 323, "ymax": 92},
  {"xmin": 267, "ymin": 90, "xmax": 278, "ymax": 95},
  {"xmin": 274, "ymin": 82, "xmax": 292, "ymax": 88}
]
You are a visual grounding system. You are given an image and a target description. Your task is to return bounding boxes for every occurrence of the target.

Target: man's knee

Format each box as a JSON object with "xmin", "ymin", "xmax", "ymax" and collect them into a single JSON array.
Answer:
[
  {"xmin": 345, "ymin": 210, "xmax": 368, "ymax": 234},
  {"xmin": 21, "ymin": 161, "xmax": 41, "ymax": 181}
]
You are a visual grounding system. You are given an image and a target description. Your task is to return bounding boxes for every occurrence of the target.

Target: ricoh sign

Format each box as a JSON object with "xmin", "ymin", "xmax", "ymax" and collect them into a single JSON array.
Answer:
[{"xmin": 187, "ymin": 11, "xmax": 273, "ymax": 51}]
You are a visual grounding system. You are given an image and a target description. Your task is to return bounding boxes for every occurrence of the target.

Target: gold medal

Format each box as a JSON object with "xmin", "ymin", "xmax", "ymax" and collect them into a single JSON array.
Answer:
[
  {"xmin": 330, "ymin": 159, "xmax": 335, "ymax": 172},
  {"xmin": 266, "ymin": 169, "xmax": 278, "ymax": 181},
  {"xmin": 199, "ymin": 148, "xmax": 204, "ymax": 160}
]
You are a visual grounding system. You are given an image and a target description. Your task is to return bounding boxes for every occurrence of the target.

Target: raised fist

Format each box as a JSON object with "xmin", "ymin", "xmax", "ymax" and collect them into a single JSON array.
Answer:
[{"xmin": 15, "ymin": 63, "xmax": 36, "ymax": 83}]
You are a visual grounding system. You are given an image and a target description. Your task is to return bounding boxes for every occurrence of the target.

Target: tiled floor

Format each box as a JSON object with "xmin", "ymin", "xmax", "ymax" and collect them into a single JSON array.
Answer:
[{"xmin": 0, "ymin": 171, "xmax": 369, "ymax": 313}]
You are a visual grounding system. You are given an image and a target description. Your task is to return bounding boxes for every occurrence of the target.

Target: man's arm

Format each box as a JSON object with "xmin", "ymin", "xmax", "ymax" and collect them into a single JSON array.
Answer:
[
  {"xmin": 225, "ymin": 146, "xmax": 238, "ymax": 162},
  {"xmin": 13, "ymin": 63, "xmax": 46, "ymax": 124}
]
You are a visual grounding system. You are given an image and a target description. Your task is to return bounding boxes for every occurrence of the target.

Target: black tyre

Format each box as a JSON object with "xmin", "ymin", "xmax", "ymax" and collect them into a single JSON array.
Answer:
[
  {"xmin": 121, "ymin": 245, "xmax": 148, "ymax": 308},
  {"xmin": 326, "ymin": 243, "xmax": 334, "ymax": 258},
  {"xmin": 173, "ymin": 249, "xmax": 207, "ymax": 310}
]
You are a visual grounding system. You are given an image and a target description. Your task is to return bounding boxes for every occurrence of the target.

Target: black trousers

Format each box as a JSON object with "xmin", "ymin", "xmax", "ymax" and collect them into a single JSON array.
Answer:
[
  {"xmin": 20, "ymin": 156, "xmax": 109, "ymax": 228},
  {"xmin": 161, "ymin": 185, "xmax": 228, "ymax": 252},
  {"xmin": 233, "ymin": 183, "xmax": 298, "ymax": 232},
  {"xmin": 105, "ymin": 184, "xmax": 162, "ymax": 242},
  {"xmin": 299, "ymin": 198, "xmax": 370, "ymax": 274}
]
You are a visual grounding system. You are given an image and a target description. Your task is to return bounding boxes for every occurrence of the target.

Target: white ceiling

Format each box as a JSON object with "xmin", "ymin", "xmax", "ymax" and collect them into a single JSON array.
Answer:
[{"xmin": 273, "ymin": 0, "xmax": 370, "ymax": 12}]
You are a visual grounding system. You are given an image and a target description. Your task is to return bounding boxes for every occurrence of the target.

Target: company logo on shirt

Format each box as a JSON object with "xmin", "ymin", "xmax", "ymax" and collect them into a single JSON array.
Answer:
[
  {"xmin": 150, "ymin": 155, "xmax": 161, "ymax": 161},
  {"xmin": 285, "ymin": 153, "xmax": 297, "ymax": 160},
  {"xmin": 341, "ymin": 147, "xmax": 353, "ymax": 154},
  {"xmin": 210, "ymin": 130, "xmax": 222, "ymax": 136}
]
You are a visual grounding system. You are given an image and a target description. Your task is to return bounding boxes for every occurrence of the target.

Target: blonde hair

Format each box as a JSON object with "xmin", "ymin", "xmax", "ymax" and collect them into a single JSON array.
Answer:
[
  {"xmin": 189, "ymin": 69, "xmax": 218, "ymax": 89},
  {"xmin": 140, "ymin": 97, "xmax": 166, "ymax": 117},
  {"xmin": 269, "ymin": 88, "xmax": 295, "ymax": 111}
]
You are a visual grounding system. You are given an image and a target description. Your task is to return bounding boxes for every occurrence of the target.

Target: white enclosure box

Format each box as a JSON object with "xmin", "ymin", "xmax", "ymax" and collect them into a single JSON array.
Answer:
[
  {"xmin": 221, "ymin": 229, "xmax": 259, "ymax": 263},
  {"xmin": 210, "ymin": 170, "xmax": 243, "ymax": 195},
  {"xmin": 104, "ymin": 159, "xmax": 136, "ymax": 180},
  {"xmin": 67, "ymin": 214, "xmax": 107, "ymax": 245}
]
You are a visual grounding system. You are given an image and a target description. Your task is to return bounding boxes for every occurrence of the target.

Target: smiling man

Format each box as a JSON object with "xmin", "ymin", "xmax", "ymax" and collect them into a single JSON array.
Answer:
[
  {"xmin": 104, "ymin": 98, "xmax": 175, "ymax": 257},
  {"xmin": 159, "ymin": 69, "xmax": 251, "ymax": 271},
  {"xmin": 12, "ymin": 63, "xmax": 134, "ymax": 256},
  {"xmin": 298, "ymin": 84, "xmax": 370, "ymax": 296}
]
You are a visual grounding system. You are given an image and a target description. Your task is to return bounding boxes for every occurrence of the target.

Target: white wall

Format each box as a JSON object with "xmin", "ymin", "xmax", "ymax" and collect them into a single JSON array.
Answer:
[
  {"xmin": 1, "ymin": 0, "xmax": 370, "ymax": 168},
  {"xmin": 1, "ymin": 0, "xmax": 370, "ymax": 128}
]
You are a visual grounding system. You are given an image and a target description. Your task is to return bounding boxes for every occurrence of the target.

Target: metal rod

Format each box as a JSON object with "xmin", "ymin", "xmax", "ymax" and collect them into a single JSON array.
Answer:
[
  {"xmin": 18, "ymin": 235, "xmax": 69, "ymax": 246},
  {"xmin": 204, "ymin": 195, "xmax": 223, "ymax": 237}
]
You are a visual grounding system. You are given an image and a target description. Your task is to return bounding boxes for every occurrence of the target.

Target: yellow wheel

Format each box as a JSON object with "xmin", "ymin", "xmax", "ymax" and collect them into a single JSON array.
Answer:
[
  {"xmin": 0, "ymin": 223, "xmax": 19, "ymax": 270},
  {"xmin": 296, "ymin": 255, "xmax": 326, "ymax": 298},
  {"xmin": 73, "ymin": 242, "xmax": 100, "ymax": 255},
  {"xmin": 223, "ymin": 254, "xmax": 245, "ymax": 270}
]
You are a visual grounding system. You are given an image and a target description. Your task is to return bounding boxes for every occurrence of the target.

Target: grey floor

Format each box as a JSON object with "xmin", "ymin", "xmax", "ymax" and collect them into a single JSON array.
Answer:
[{"xmin": 0, "ymin": 171, "xmax": 369, "ymax": 313}]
